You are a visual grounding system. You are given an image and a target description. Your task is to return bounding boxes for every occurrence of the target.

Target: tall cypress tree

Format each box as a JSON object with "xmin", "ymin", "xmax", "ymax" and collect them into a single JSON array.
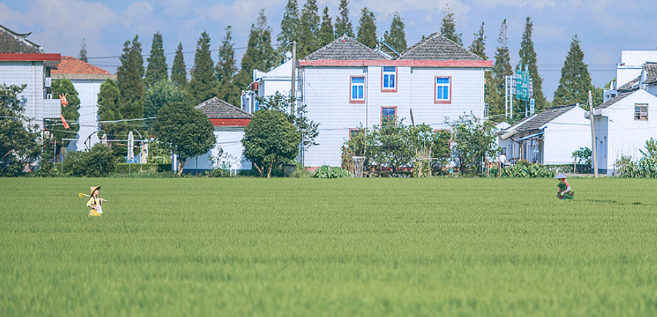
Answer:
[
  {"xmin": 236, "ymin": 10, "xmax": 276, "ymax": 90},
  {"xmin": 469, "ymin": 22, "xmax": 487, "ymax": 59},
  {"xmin": 334, "ymin": 0, "xmax": 354, "ymax": 38},
  {"xmin": 116, "ymin": 35, "xmax": 145, "ymax": 121},
  {"xmin": 384, "ymin": 11, "xmax": 407, "ymax": 53},
  {"xmin": 216, "ymin": 26, "xmax": 240, "ymax": 106},
  {"xmin": 189, "ymin": 31, "xmax": 217, "ymax": 104},
  {"xmin": 488, "ymin": 19, "xmax": 513, "ymax": 118},
  {"xmin": 145, "ymin": 31, "xmax": 168, "ymax": 87},
  {"xmin": 171, "ymin": 43, "xmax": 187, "ymax": 87},
  {"xmin": 553, "ymin": 35, "xmax": 593, "ymax": 108},
  {"xmin": 518, "ymin": 17, "xmax": 546, "ymax": 111},
  {"xmin": 298, "ymin": 0, "xmax": 320, "ymax": 58},
  {"xmin": 78, "ymin": 39, "xmax": 87, "ymax": 62},
  {"xmin": 318, "ymin": 6, "xmax": 335, "ymax": 48},
  {"xmin": 356, "ymin": 7, "xmax": 377, "ymax": 48},
  {"xmin": 277, "ymin": 0, "xmax": 299, "ymax": 54},
  {"xmin": 440, "ymin": 5, "xmax": 463, "ymax": 45}
]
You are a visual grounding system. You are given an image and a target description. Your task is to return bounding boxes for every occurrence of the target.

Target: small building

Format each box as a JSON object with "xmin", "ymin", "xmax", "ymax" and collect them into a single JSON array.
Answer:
[
  {"xmin": 180, "ymin": 97, "xmax": 253, "ymax": 174},
  {"xmin": 498, "ymin": 104, "xmax": 591, "ymax": 165},
  {"xmin": 242, "ymin": 59, "xmax": 300, "ymax": 114},
  {"xmin": 51, "ymin": 56, "xmax": 116, "ymax": 151}
]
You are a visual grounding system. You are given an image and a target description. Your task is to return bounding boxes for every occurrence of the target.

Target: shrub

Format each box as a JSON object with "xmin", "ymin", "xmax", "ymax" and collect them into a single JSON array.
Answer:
[
  {"xmin": 314, "ymin": 165, "xmax": 352, "ymax": 178},
  {"xmin": 63, "ymin": 144, "xmax": 116, "ymax": 177},
  {"xmin": 500, "ymin": 163, "xmax": 555, "ymax": 178}
]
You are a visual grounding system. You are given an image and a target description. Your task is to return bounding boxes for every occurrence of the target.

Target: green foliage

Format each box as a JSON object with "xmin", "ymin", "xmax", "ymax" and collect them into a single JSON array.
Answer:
[
  {"xmin": 97, "ymin": 79, "xmax": 125, "ymax": 143},
  {"xmin": 468, "ymin": 22, "xmax": 487, "ymax": 59},
  {"xmin": 488, "ymin": 20, "xmax": 513, "ymax": 119},
  {"xmin": 215, "ymin": 26, "xmax": 241, "ymax": 107},
  {"xmin": 236, "ymin": 10, "xmax": 276, "ymax": 90},
  {"xmin": 50, "ymin": 78, "xmax": 81, "ymax": 149},
  {"xmin": 147, "ymin": 141, "xmax": 172, "ymax": 164},
  {"xmin": 242, "ymin": 108, "xmax": 301, "ymax": 178},
  {"xmin": 313, "ymin": 165, "xmax": 352, "ymax": 178},
  {"xmin": 384, "ymin": 12, "xmax": 407, "ymax": 53},
  {"xmin": 0, "ymin": 84, "xmax": 40, "ymax": 176},
  {"xmin": 277, "ymin": 0, "xmax": 300, "ymax": 56},
  {"xmin": 117, "ymin": 35, "xmax": 145, "ymax": 119},
  {"xmin": 189, "ymin": 31, "xmax": 217, "ymax": 105},
  {"xmin": 144, "ymin": 79, "xmax": 188, "ymax": 119},
  {"xmin": 553, "ymin": 35, "xmax": 594, "ymax": 107},
  {"xmin": 450, "ymin": 113, "xmax": 498, "ymax": 174},
  {"xmin": 62, "ymin": 143, "xmax": 116, "ymax": 177},
  {"xmin": 440, "ymin": 5, "xmax": 462, "ymax": 45},
  {"xmin": 518, "ymin": 17, "xmax": 546, "ymax": 112},
  {"xmin": 572, "ymin": 147, "xmax": 592, "ymax": 168},
  {"xmin": 318, "ymin": 7, "xmax": 335, "ymax": 48},
  {"xmin": 297, "ymin": 0, "xmax": 320, "ymax": 58},
  {"xmin": 145, "ymin": 32, "xmax": 168, "ymax": 87},
  {"xmin": 617, "ymin": 138, "xmax": 657, "ymax": 178},
  {"xmin": 499, "ymin": 163, "xmax": 555, "ymax": 178},
  {"xmin": 171, "ymin": 42, "xmax": 188, "ymax": 88},
  {"xmin": 356, "ymin": 7, "xmax": 377, "ymax": 48},
  {"xmin": 78, "ymin": 38, "xmax": 87, "ymax": 62},
  {"xmin": 152, "ymin": 101, "xmax": 216, "ymax": 176},
  {"xmin": 334, "ymin": 0, "xmax": 354, "ymax": 38},
  {"xmin": 258, "ymin": 92, "xmax": 319, "ymax": 153}
]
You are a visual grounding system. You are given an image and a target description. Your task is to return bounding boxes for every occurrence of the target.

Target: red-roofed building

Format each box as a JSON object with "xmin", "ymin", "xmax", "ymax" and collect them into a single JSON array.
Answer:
[{"xmin": 52, "ymin": 56, "xmax": 116, "ymax": 151}]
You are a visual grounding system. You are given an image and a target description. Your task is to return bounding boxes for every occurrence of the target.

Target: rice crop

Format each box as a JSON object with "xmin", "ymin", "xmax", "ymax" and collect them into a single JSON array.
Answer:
[{"xmin": 1, "ymin": 177, "xmax": 656, "ymax": 316}]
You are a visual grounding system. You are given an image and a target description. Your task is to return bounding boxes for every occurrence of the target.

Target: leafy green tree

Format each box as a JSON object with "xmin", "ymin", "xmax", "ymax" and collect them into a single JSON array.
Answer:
[
  {"xmin": 153, "ymin": 101, "xmax": 216, "ymax": 176},
  {"xmin": 298, "ymin": 0, "xmax": 320, "ymax": 58},
  {"xmin": 440, "ymin": 5, "xmax": 462, "ymax": 45},
  {"xmin": 242, "ymin": 108, "xmax": 301, "ymax": 178},
  {"xmin": 518, "ymin": 17, "xmax": 546, "ymax": 111},
  {"xmin": 450, "ymin": 112, "xmax": 498, "ymax": 174},
  {"xmin": 145, "ymin": 31, "xmax": 168, "ymax": 87},
  {"xmin": 63, "ymin": 143, "xmax": 116, "ymax": 177},
  {"xmin": 318, "ymin": 6, "xmax": 335, "ymax": 48},
  {"xmin": 215, "ymin": 26, "xmax": 241, "ymax": 107},
  {"xmin": 488, "ymin": 19, "xmax": 513, "ymax": 119},
  {"xmin": 171, "ymin": 42, "xmax": 188, "ymax": 87},
  {"xmin": 469, "ymin": 22, "xmax": 487, "ymax": 59},
  {"xmin": 50, "ymin": 78, "xmax": 81, "ymax": 149},
  {"xmin": 356, "ymin": 7, "xmax": 377, "ymax": 48},
  {"xmin": 334, "ymin": 0, "xmax": 354, "ymax": 38},
  {"xmin": 78, "ymin": 38, "xmax": 87, "ymax": 62},
  {"xmin": 144, "ymin": 79, "xmax": 188, "ymax": 118},
  {"xmin": 97, "ymin": 78, "xmax": 123, "ymax": 140},
  {"xmin": 384, "ymin": 11, "xmax": 407, "ymax": 53},
  {"xmin": 189, "ymin": 31, "xmax": 217, "ymax": 105},
  {"xmin": 0, "ymin": 84, "xmax": 40, "ymax": 175},
  {"xmin": 370, "ymin": 120, "xmax": 412, "ymax": 173},
  {"xmin": 258, "ymin": 92, "xmax": 319, "ymax": 153},
  {"xmin": 117, "ymin": 35, "xmax": 145, "ymax": 115},
  {"xmin": 553, "ymin": 35, "xmax": 594, "ymax": 107},
  {"xmin": 277, "ymin": 0, "xmax": 300, "ymax": 57},
  {"xmin": 236, "ymin": 10, "xmax": 276, "ymax": 90}
]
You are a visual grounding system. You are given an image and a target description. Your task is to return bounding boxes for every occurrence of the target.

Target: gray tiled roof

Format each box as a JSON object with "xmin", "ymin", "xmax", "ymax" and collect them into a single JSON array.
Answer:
[
  {"xmin": 644, "ymin": 62, "xmax": 657, "ymax": 85},
  {"xmin": 0, "ymin": 24, "xmax": 43, "ymax": 53},
  {"xmin": 597, "ymin": 90, "xmax": 635, "ymax": 110},
  {"xmin": 304, "ymin": 35, "xmax": 388, "ymax": 60},
  {"xmin": 618, "ymin": 76, "xmax": 640, "ymax": 92},
  {"xmin": 397, "ymin": 32, "xmax": 483, "ymax": 61},
  {"xmin": 195, "ymin": 97, "xmax": 252, "ymax": 119},
  {"xmin": 513, "ymin": 104, "xmax": 577, "ymax": 132}
]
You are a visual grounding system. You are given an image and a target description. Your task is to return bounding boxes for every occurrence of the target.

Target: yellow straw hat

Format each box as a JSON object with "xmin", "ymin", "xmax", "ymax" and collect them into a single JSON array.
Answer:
[{"xmin": 90, "ymin": 186, "xmax": 101, "ymax": 196}]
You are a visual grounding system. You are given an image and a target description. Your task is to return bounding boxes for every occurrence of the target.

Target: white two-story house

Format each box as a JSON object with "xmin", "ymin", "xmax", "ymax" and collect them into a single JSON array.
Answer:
[{"xmin": 297, "ymin": 34, "xmax": 492, "ymax": 167}]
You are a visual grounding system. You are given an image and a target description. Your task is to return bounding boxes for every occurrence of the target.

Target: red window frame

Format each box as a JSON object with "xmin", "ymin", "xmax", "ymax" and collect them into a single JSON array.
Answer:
[
  {"xmin": 434, "ymin": 76, "xmax": 452, "ymax": 104},
  {"xmin": 350, "ymin": 75, "xmax": 366, "ymax": 104},
  {"xmin": 381, "ymin": 106, "xmax": 398, "ymax": 125},
  {"xmin": 381, "ymin": 66, "xmax": 398, "ymax": 93}
]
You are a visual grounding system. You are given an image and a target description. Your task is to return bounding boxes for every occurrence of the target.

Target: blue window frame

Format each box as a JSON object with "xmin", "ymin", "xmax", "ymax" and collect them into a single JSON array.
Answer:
[
  {"xmin": 435, "ymin": 77, "xmax": 451, "ymax": 102},
  {"xmin": 351, "ymin": 76, "xmax": 365, "ymax": 102},
  {"xmin": 382, "ymin": 66, "xmax": 396, "ymax": 90}
]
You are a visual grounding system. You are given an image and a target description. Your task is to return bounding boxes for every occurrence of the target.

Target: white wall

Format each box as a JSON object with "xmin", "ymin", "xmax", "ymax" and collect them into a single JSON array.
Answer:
[
  {"xmin": 0, "ymin": 61, "xmax": 58, "ymax": 128},
  {"xmin": 183, "ymin": 127, "xmax": 252, "ymax": 172},
  {"xmin": 542, "ymin": 107, "xmax": 591, "ymax": 165},
  {"xmin": 65, "ymin": 79, "xmax": 103, "ymax": 151},
  {"xmin": 617, "ymin": 51, "xmax": 657, "ymax": 87}
]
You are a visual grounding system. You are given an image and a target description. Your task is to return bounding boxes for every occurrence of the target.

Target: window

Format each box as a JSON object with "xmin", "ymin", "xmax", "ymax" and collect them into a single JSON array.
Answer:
[
  {"xmin": 350, "ymin": 76, "xmax": 365, "ymax": 103},
  {"xmin": 435, "ymin": 76, "xmax": 451, "ymax": 104},
  {"xmin": 349, "ymin": 129, "xmax": 361, "ymax": 140},
  {"xmin": 635, "ymin": 104, "xmax": 648, "ymax": 120},
  {"xmin": 381, "ymin": 107, "xmax": 397, "ymax": 125},
  {"xmin": 382, "ymin": 66, "xmax": 397, "ymax": 92}
]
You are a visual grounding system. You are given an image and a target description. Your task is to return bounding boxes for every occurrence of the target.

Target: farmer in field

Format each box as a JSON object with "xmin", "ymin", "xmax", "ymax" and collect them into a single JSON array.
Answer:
[
  {"xmin": 555, "ymin": 173, "xmax": 574, "ymax": 200},
  {"xmin": 87, "ymin": 186, "xmax": 106, "ymax": 216}
]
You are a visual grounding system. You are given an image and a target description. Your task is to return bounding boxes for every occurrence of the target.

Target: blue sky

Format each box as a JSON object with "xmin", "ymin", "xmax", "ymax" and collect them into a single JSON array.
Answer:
[{"xmin": 2, "ymin": 0, "xmax": 656, "ymax": 101}]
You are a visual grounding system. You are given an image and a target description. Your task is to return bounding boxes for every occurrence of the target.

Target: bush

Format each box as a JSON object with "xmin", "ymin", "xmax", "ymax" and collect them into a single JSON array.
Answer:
[
  {"xmin": 114, "ymin": 163, "xmax": 171, "ymax": 174},
  {"xmin": 63, "ymin": 144, "xmax": 116, "ymax": 177},
  {"xmin": 500, "ymin": 163, "xmax": 555, "ymax": 178},
  {"xmin": 314, "ymin": 165, "xmax": 352, "ymax": 178}
]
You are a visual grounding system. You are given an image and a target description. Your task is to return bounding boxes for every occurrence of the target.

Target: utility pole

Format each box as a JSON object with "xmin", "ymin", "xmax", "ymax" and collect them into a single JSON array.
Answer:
[
  {"xmin": 588, "ymin": 90, "xmax": 598, "ymax": 178},
  {"xmin": 290, "ymin": 41, "xmax": 296, "ymax": 115}
]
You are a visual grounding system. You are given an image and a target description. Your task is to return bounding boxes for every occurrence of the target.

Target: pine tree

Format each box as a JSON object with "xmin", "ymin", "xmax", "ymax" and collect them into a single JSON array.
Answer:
[
  {"xmin": 468, "ymin": 22, "xmax": 487, "ymax": 59},
  {"xmin": 171, "ymin": 43, "xmax": 187, "ymax": 88},
  {"xmin": 334, "ymin": 0, "xmax": 354, "ymax": 38},
  {"xmin": 145, "ymin": 31, "xmax": 168, "ymax": 87},
  {"xmin": 78, "ymin": 38, "xmax": 87, "ymax": 62},
  {"xmin": 487, "ymin": 19, "xmax": 513, "ymax": 118},
  {"xmin": 518, "ymin": 17, "xmax": 546, "ymax": 111},
  {"xmin": 97, "ymin": 78, "xmax": 124, "ymax": 142},
  {"xmin": 440, "ymin": 5, "xmax": 463, "ymax": 45},
  {"xmin": 356, "ymin": 7, "xmax": 377, "ymax": 48},
  {"xmin": 277, "ymin": 0, "xmax": 299, "ymax": 54},
  {"xmin": 116, "ymin": 35, "xmax": 145, "ymax": 121},
  {"xmin": 189, "ymin": 31, "xmax": 217, "ymax": 104},
  {"xmin": 235, "ymin": 10, "xmax": 276, "ymax": 90},
  {"xmin": 298, "ymin": 0, "xmax": 320, "ymax": 58},
  {"xmin": 318, "ymin": 6, "xmax": 335, "ymax": 48},
  {"xmin": 216, "ymin": 26, "xmax": 240, "ymax": 106},
  {"xmin": 553, "ymin": 35, "xmax": 593, "ymax": 108},
  {"xmin": 384, "ymin": 11, "xmax": 407, "ymax": 53}
]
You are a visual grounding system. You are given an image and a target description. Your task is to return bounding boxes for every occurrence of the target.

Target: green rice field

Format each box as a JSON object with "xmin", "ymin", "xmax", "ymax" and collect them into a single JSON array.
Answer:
[{"xmin": 1, "ymin": 177, "xmax": 656, "ymax": 316}]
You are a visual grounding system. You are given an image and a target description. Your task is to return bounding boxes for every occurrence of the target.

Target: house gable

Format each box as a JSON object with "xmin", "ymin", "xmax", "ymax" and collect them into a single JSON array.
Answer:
[
  {"xmin": 397, "ymin": 32, "xmax": 484, "ymax": 61},
  {"xmin": 196, "ymin": 97, "xmax": 252, "ymax": 127}
]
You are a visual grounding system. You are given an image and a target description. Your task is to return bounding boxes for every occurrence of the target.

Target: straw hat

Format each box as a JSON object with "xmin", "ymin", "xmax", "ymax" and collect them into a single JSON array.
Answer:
[
  {"xmin": 554, "ymin": 173, "xmax": 566, "ymax": 179},
  {"xmin": 90, "ymin": 186, "xmax": 101, "ymax": 196}
]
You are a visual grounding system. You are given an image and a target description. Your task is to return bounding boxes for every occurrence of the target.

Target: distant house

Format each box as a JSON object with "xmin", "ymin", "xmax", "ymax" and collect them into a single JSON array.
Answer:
[
  {"xmin": 242, "ymin": 59, "xmax": 300, "ymax": 114},
  {"xmin": 180, "ymin": 97, "xmax": 253, "ymax": 174},
  {"xmin": 498, "ymin": 105, "xmax": 591, "ymax": 165},
  {"xmin": 51, "ymin": 56, "xmax": 116, "ymax": 151},
  {"xmin": 0, "ymin": 24, "xmax": 60, "ymax": 132},
  {"xmin": 298, "ymin": 34, "xmax": 492, "ymax": 167},
  {"xmin": 604, "ymin": 51, "xmax": 657, "ymax": 101}
]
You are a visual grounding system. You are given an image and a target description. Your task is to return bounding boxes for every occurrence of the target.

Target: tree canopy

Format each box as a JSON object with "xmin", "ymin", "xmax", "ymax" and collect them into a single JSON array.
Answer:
[
  {"xmin": 318, "ymin": 6, "xmax": 335, "ymax": 48},
  {"xmin": 236, "ymin": 10, "xmax": 276, "ymax": 90},
  {"xmin": 488, "ymin": 19, "xmax": 513, "ymax": 119},
  {"xmin": 518, "ymin": 17, "xmax": 546, "ymax": 111},
  {"xmin": 50, "ymin": 78, "xmax": 81, "ymax": 149},
  {"xmin": 450, "ymin": 112, "xmax": 498, "ymax": 174},
  {"xmin": 171, "ymin": 42, "xmax": 187, "ymax": 87},
  {"xmin": 78, "ymin": 38, "xmax": 87, "ymax": 62},
  {"xmin": 440, "ymin": 5, "xmax": 463, "ymax": 46},
  {"xmin": 553, "ymin": 35, "xmax": 594, "ymax": 107},
  {"xmin": 469, "ymin": 22, "xmax": 487, "ymax": 60},
  {"xmin": 298, "ymin": 0, "xmax": 320, "ymax": 58},
  {"xmin": 334, "ymin": 0, "xmax": 354, "ymax": 38},
  {"xmin": 189, "ymin": 31, "xmax": 217, "ymax": 105},
  {"xmin": 145, "ymin": 31, "xmax": 168, "ymax": 87},
  {"xmin": 215, "ymin": 26, "xmax": 240, "ymax": 107},
  {"xmin": 384, "ymin": 12, "xmax": 407, "ymax": 53},
  {"xmin": 278, "ymin": 0, "xmax": 300, "ymax": 56},
  {"xmin": 0, "ymin": 84, "xmax": 40, "ymax": 175},
  {"xmin": 144, "ymin": 79, "xmax": 188, "ymax": 118},
  {"xmin": 356, "ymin": 7, "xmax": 377, "ymax": 48}
]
